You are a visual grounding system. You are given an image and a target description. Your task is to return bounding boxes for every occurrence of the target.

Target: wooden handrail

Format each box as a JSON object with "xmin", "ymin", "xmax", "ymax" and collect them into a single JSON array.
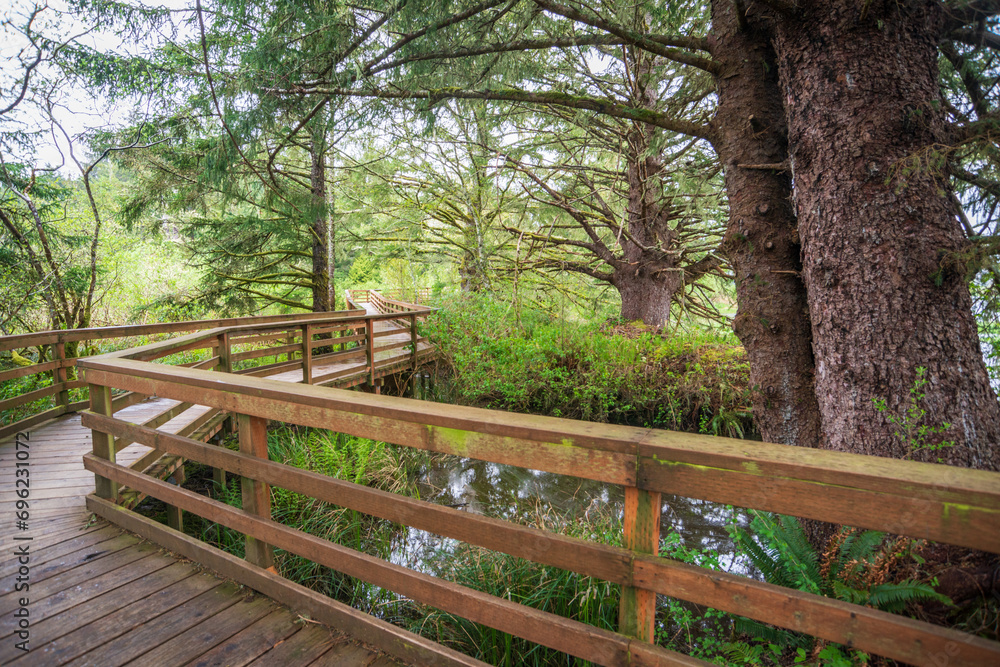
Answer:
[
  {"xmin": 0, "ymin": 304, "xmax": 432, "ymax": 440},
  {"xmin": 0, "ymin": 307, "xmax": 365, "ymax": 352},
  {"xmin": 74, "ymin": 324, "xmax": 1000, "ymax": 666}
]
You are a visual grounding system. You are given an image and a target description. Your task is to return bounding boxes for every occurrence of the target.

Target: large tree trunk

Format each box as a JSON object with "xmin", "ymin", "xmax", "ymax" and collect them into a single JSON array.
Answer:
[
  {"xmin": 614, "ymin": 271, "xmax": 680, "ymax": 326},
  {"xmin": 710, "ymin": 0, "xmax": 824, "ymax": 447},
  {"xmin": 310, "ymin": 126, "xmax": 332, "ymax": 313},
  {"xmin": 459, "ymin": 249, "xmax": 483, "ymax": 293},
  {"xmin": 613, "ymin": 45, "xmax": 688, "ymax": 329},
  {"xmin": 774, "ymin": 0, "xmax": 1000, "ymax": 468}
]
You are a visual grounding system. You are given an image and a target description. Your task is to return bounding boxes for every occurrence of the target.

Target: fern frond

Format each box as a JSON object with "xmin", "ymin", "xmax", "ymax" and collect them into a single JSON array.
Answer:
[
  {"xmin": 732, "ymin": 616, "xmax": 807, "ymax": 649},
  {"xmin": 771, "ymin": 516, "xmax": 822, "ymax": 594},
  {"xmin": 843, "ymin": 530, "xmax": 885, "ymax": 563},
  {"xmin": 738, "ymin": 534, "xmax": 795, "ymax": 589},
  {"xmin": 831, "ymin": 580, "xmax": 870, "ymax": 606},
  {"xmin": 866, "ymin": 581, "xmax": 953, "ymax": 613},
  {"xmin": 723, "ymin": 641, "xmax": 764, "ymax": 664}
]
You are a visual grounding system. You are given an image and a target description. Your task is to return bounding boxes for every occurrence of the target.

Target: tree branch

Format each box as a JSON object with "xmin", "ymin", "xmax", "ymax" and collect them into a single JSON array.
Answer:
[
  {"xmin": 278, "ymin": 86, "xmax": 715, "ymax": 142},
  {"xmin": 531, "ymin": 0, "xmax": 718, "ymax": 73}
]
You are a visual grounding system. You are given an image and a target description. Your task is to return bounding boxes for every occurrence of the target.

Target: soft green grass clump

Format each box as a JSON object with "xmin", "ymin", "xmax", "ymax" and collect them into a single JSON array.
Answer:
[
  {"xmin": 412, "ymin": 515, "xmax": 621, "ymax": 666},
  {"xmin": 422, "ymin": 295, "xmax": 752, "ymax": 436},
  {"xmin": 186, "ymin": 426, "xmax": 427, "ymax": 611}
]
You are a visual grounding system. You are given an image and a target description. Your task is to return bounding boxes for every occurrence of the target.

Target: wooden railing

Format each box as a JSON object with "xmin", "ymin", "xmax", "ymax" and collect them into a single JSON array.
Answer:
[
  {"xmin": 0, "ymin": 290, "xmax": 428, "ymax": 441},
  {"xmin": 0, "ymin": 309, "xmax": 376, "ymax": 441},
  {"xmin": 348, "ymin": 287, "xmax": 436, "ymax": 307},
  {"xmin": 71, "ymin": 321, "xmax": 1000, "ymax": 665}
]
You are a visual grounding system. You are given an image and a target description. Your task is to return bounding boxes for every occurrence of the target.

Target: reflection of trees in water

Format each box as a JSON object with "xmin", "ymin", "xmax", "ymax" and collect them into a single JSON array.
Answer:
[{"xmin": 394, "ymin": 457, "xmax": 747, "ymax": 574}]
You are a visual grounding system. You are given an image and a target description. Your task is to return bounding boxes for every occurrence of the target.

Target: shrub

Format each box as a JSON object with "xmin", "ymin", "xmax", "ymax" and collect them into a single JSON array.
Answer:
[{"xmin": 423, "ymin": 294, "xmax": 752, "ymax": 435}]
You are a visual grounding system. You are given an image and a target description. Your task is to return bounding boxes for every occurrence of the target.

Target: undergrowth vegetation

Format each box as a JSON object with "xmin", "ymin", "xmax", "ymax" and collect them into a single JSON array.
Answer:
[
  {"xmin": 423, "ymin": 295, "xmax": 753, "ymax": 436},
  {"xmin": 180, "ymin": 426, "xmax": 427, "ymax": 611}
]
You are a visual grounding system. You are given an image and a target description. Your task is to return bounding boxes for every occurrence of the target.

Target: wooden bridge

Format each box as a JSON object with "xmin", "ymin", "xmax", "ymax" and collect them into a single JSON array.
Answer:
[{"xmin": 1, "ymin": 288, "xmax": 999, "ymax": 666}]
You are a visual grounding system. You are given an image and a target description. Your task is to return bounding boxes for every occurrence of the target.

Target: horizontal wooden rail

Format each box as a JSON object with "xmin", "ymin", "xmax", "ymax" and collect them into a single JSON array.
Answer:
[
  {"xmin": 232, "ymin": 343, "xmax": 301, "ymax": 363},
  {"xmin": 234, "ymin": 359, "xmax": 303, "ymax": 378},
  {"xmin": 81, "ymin": 411, "xmax": 1000, "ymax": 666},
  {"xmin": 0, "ymin": 307, "xmax": 364, "ymax": 352},
  {"xmin": 0, "ymin": 358, "xmax": 73, "ymax": 383},
  {"xmin": 82, "ymin": 453, "xmax": 705, "ymax": 667},
  {"xmin": 78, "ymin": 357, "xmax": 1000, "ymax": 554},
  {"xmin": 0, "ymin": 380, "xmax": 82, "ymax": 413},
  {"xmin": 2, "ymin": 303, "xmax": 433, "ymax": 439}
]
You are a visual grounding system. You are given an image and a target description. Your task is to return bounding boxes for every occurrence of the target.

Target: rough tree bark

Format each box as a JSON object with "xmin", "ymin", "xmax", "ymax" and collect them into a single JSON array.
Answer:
[
  {"xmin": 774, "ymin": 0, "xmax": 1000, "ymax": 468},
  {"xmin": 613, "ymin": 45, "xmax": 715, "ymax": 328},
  {"xmin": 615, "ymin": 268, "xmax": 681, "ymax": 326},
  {"xmin": 309, "ymin": 125, "xmax": 332, "ymax": 312},
  {"xmin": 710, "ymin": 0, "xmax": 824, "ymax": 447},
  {"xmin": 613, "ymin": 114, "xmax": 686, "ymax": 327}
]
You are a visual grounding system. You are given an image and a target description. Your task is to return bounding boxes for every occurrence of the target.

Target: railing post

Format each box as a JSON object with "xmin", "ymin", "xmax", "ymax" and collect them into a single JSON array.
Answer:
[
  {"xmin": 285, "ymin": 329, "xmax": 296, "ymax": 363},
  {"xmin": 217, "ymin": 332, "xmax": 232, "ymax": 374},
  {"xmin": 88, "ymin": 383, "xmax": 117, "ymax": 501},
  {"xmin": 166, "ymin": 464, "xmax": 185, "ymax": 531},
  {"xmin": 301, "ymin": 324, "xmax": 312, "ymax": 384},
  {"xmin": 211, "ymin": 433, "xmax": 226, "ymax": 492},
  {"xmin": 619, "ymin": 486, "xmax": 661, "ymax": 642},
  {"xmin": 237, "ymin": 413, "xmax": 274, "ymax": 570},
  {"xmin": 211, "ymin": 331, "xmax": 231, "ymax": 493},
  {"xmin": 217, "ymin": 332, "xmax": 233, "ymax": 435},
  {"xmin": 365, "ymin": 319, "xmax": 375, "ymax": 387},
  {"xmin": 410, "ymin": 313, "xmax": 418, "ymax": 371},
  {"xmin": 53, "ymin": 341, "xmax": 70, "ymax": 412}
]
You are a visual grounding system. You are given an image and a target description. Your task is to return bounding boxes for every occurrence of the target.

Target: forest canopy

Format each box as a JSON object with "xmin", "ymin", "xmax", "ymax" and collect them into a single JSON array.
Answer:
[{"xmin": 3, "ymin": 0, "xmax": 1000, "ymax": 473}]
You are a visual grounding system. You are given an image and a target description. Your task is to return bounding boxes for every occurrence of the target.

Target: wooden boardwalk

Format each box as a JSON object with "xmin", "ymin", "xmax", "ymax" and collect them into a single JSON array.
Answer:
[
  {"xmin": 268, "ymin": 302, "xmax": 432, "ymax": 389},
  {"xmin": 0, "ymin": 402, "xmax": 401, "ymax": 666},
  {"xmin": 0, "ymin": 301, "xmax": 431, "ymax": 666}
]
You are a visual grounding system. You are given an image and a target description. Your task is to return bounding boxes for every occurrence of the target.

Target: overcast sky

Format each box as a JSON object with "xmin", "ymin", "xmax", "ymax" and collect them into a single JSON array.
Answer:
[{"xmin": 1, "ymin": 0, "xmax": 192, "ymax": 172}]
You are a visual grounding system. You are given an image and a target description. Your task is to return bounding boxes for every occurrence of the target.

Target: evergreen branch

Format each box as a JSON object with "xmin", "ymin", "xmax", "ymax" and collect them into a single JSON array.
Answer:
[
  {"xmin": 531, "ymin": 0, "xmax": 718, "ymax": 73},
  {"xmin": 953, "ymin": 163, "xmax": 1000, "ymax": 200},
  {"xmin": 948, "ymin": 26, "xmax": 1000, "ymax": 50},
  {"xmin": 282, "ymin": 86, "xmax": 713, "ymax": 141},
  {"xmin": 508, "ymin": 159, "xmax": 620, "ymax": 265},
  {"xmin": 195, "ymin": 0, "xmax": 299, "ymax": 213},
  {"xmin": 231, "ymin": 286, "xmax": 312, "ymax": 310},
  {"xmin": 361, "ymin": 34, "xmax": 709, "ymax": 79},
  {"xmin": 314, "ymin": 2, "xmax": 405, "ymax": 81},
  {"xmin": 212, "ymin": 272, "xmax": 312, "ymax": 288},
  {"xmin": 941, "ymin": 41, "xmax": 991, "ymax": 119},
  {"xmin": 363, "ymin": 0, "xmax": 508, "ymax": 73},
  {"xmin": 943, "ymin": 1, "xmax": 1000, "ymax": 30},
  {"xmin": 529, "ymin": 257, "xmax": 615, "ymax": 282}
]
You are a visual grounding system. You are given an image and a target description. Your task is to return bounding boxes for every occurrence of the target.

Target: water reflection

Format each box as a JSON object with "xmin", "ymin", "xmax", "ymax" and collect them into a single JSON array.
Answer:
[{"xmin": 390, "ymin": 456, "xmax": 751, "ymax": 578}]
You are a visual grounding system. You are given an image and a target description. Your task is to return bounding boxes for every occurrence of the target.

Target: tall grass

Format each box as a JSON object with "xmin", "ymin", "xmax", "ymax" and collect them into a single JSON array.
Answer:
[
  {"xmin": 409, "ymin": 510, "xmax": 622, "ymax": 666},
  {"xmin": 183, "ymin": 426, "xmax": 427, "ymax": 611}
]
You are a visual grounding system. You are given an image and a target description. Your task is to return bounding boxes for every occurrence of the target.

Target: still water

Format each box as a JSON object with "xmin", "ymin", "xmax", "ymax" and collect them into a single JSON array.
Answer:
[{"xmin": 389, "ymin": 455, "xmax": 751, "ymax": 577}]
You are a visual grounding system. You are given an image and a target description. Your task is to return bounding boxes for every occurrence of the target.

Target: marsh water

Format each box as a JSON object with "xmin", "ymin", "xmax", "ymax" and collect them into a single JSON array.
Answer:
[{"xmin": 390, "ymin": 455, "xmax": 750, "ymax": 576}]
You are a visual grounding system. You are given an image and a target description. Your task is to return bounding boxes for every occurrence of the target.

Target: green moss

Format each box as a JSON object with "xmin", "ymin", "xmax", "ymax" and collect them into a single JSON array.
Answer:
[
  {"xmin": 430, "ymin": 425, "xmax": 470, "ymax": 455},
  {"xmin": 942, "ymin": 502, "xmax": 974, "ymax": 523}
]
